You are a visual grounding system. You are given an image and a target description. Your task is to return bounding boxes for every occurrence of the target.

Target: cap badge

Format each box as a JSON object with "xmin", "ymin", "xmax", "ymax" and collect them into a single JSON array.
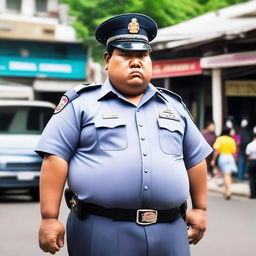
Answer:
[{"xmin": 128, "ymin": 18, "xmax": 140, "ymax": 33}]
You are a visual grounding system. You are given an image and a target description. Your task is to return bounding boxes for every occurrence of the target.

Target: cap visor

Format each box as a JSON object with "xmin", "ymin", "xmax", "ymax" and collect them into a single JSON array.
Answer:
[{"xmin": 111, "ymin": 42, "xmax": 151, "ymax": 51}]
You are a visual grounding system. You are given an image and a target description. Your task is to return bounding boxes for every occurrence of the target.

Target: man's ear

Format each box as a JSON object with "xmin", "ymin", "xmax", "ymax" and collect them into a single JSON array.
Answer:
[{"xmin": 104, "ymin": 52, "xmax": 111, "ymax": 70}]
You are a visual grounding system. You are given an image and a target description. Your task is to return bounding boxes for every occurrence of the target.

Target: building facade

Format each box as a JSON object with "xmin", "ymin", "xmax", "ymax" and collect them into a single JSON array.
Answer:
[
  {"xmin": 0, "ymin": 0, "xmax": 88, "ymax": 104},
  {"xmin": 151, "ymin": 1, "xmax": 256, "ymax": 134}
]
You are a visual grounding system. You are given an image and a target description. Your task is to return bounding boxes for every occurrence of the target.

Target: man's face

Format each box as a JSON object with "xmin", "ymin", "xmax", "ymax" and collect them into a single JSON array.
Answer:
[
  {"xmin": 104, "ymin": 48, "xmax": 152, "ymax": 96},
  {"xmin": 208, "ymin": 123, "xmax": 215, "ymax": 132}
]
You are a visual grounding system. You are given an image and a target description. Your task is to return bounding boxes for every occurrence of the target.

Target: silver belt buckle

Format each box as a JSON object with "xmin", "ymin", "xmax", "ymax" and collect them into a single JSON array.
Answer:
[{"xmin": 136, "ymin": 209, "xmax": 158, "ymax": 225}]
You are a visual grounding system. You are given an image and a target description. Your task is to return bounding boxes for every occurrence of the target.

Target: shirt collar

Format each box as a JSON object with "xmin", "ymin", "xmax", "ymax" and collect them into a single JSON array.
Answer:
[
  {"xmin": 98, "ymin": 78, "xmax": 122, "ymax": 100},
  {"xmin": 148, "ymin": 83, "xmax": 169, "ymax": 103},
  {"xmin": 98, "ymin": 78, "xmax": 169, "ymax": 103}
]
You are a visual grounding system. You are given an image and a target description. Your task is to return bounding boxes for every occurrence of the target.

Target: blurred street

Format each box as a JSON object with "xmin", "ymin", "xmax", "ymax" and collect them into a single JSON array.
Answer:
[
  {"xmin": 0, "ymin": 190, "xmax": 68, "ymax": 256},
  {"xmin": 190, "ymin": 192, "xmax": 256, "ymax": 256},
  {"xmin": 1, "ymin": 1, "xmax": 256, "ymax": 256},
  {"xmin": 0, "ymin": 191, "xmax": 255, "ymax": 256}
]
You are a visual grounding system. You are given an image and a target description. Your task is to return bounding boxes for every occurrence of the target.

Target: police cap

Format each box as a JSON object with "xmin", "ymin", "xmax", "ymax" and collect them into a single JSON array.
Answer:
[{"xmin": 95, "ymin": 13, "xmax": 158, "ymax": 51}]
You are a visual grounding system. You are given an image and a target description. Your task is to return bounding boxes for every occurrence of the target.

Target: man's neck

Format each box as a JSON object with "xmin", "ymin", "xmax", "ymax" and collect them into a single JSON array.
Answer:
[{"xmin": 125, "ymin": 93, "xmax": 144, "ymax": 106}]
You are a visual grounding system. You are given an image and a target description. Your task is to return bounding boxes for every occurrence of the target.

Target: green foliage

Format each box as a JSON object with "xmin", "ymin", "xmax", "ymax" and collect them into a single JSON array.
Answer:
[
  {"xmin": 61, "ymin": 0, "xmax": 248, "ymax": 61},
  {"xmin": 199, "ymin": 0, "xmax": 248, "ymax": 12}
]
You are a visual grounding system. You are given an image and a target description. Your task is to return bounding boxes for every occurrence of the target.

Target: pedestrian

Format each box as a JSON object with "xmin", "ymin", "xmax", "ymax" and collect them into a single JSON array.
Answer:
[
  {"xmin": 245, "ymin": 133, "xmax": 256, "ymax": 199},
  {"xmin": 237, "ymin": 118, "xmax": 251, "ymax": 180},
  {"xmin": 36, "ymin": 13, "xmax": 212, "ymax": 256},
  {"xmin": 211, "ymin": 127, "xmax": 237, "ymax": 200},
  {"xmin": 230, "ymin": 127, "xmax": 241, "ymax": 163},
  {"xmin": 201, "ymin": 121, "xmax": 217, "ymax": 177}
]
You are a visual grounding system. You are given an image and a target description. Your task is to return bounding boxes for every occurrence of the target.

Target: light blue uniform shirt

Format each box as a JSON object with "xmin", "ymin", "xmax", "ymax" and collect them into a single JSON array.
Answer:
[{"xmin": 36, "ymin": 78, "xmax": 212, "ymax": 210}]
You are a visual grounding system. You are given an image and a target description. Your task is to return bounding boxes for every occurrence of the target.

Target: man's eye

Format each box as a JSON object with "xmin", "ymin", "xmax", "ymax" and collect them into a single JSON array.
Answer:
[{"xmin": 137, "ymin": 53, "xmax": 148, "ymax": 58}]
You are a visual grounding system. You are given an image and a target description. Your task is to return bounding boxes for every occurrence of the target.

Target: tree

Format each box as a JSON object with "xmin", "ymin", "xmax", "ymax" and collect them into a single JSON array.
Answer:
[{"xmin": 61, "ymin": 0, "xmax": 248, "ymax": 61}]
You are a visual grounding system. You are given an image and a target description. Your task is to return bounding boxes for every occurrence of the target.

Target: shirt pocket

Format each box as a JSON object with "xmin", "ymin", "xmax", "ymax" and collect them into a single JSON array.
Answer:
[
  {"xmin": 94, "ymin": 118, "xmax": 127, "ymax": 151},
  {"xmin": 157, "ymin": 118, "xmax": 184, "ymax": 155}
]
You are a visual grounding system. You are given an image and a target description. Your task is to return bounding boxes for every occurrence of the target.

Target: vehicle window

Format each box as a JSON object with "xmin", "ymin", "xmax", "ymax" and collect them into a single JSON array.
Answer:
[{"xmin": 0, "ymin": 106, "xmax": 53, "ymax": 134}]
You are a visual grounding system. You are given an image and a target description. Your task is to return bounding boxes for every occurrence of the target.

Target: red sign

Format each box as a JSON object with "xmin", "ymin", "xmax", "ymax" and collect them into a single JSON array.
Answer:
[{"xmin": 152, "ymin": 58, "xmax": 202, "ymax": 78}]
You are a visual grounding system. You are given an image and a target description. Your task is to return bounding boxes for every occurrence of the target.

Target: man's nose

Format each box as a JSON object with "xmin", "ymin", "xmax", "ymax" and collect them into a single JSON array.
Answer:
[{"xmin": 130, "ymin": 57, "xmax": 141, "ymax": 68}]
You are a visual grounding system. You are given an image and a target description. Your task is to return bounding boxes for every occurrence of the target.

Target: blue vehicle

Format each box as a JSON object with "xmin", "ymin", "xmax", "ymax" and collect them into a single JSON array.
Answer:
[{"xmin": 0, "ymin": 100, "xmax": 55, "ymax": 200}]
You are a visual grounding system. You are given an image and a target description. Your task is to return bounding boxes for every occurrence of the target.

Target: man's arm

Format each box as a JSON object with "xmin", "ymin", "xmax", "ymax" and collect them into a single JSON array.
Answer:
[
  {"xmin": 186, "ymin": 160, "xmax": 207, "ymax": 245},
  {"xmin": 39, "ymin": 154, "xmax": 68, "ymax": 254}
]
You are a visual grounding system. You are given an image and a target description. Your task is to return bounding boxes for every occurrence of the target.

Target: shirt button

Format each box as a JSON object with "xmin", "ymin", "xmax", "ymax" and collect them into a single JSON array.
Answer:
[
  {"xmin": 144, "ymin": 186, "xmax": 148, "ymax": 190},
  {"xmin": 139, "ymin": 124, "xmax": 143, "ymax": 127},
  {"xmin": 144, "ymin": 169, "xmax": 149, "ymax": 173},
  {"xmin": 136, "ymin": 109, "xmax": 140, "ymax": 112},
  {"xmin": 141, "ymin": 137, "xmax": 145, "ymax": 141},
  {"xmin": 143, "ymin": 153, "xmax": 147, "ymax": 156}
]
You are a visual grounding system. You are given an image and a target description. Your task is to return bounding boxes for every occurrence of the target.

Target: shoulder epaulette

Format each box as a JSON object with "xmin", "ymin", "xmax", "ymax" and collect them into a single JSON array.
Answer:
[
  {"xmin": 74, "ymin": 83, "xmax": 102, "ymax": 94},
  {"xmin": 65, "ymin": 83, "xmax": 102, "ymax": 102},
  {"xmin": 157, "ymin": 87, "xmax": 183, "ymax": 104},
  {"xmin": 54, "ymin": 83, "xmax": 102, "ymax": 114},
  {"xmin": 157, "ymin": 87, "xmax": 195, "ymax": 121}
]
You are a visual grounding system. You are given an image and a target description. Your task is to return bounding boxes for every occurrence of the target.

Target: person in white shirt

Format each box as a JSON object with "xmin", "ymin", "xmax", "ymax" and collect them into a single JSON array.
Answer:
[{"xmin": 245, "ymin": 132, "xmax": 256, "ymax": 199}]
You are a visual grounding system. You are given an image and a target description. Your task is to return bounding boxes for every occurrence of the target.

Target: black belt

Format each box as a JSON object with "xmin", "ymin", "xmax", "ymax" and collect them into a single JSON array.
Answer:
[{"xmin": 65, "ymin": 188, "xmax": 187, "ymax": 225}]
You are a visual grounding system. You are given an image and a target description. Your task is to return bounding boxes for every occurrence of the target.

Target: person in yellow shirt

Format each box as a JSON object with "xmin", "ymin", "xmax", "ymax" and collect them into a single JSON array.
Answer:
[{"xmin": 211, "ymin": 127, "xmax": 237, "ymax": 199}]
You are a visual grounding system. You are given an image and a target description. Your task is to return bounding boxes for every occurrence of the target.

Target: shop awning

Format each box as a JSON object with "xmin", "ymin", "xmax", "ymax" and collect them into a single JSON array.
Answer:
[
  {"xmin": 200, "ymin": 51, "xmax": 256, "ymax": 68},
  {"xmin": 152, "ymin": 1, "xmax": 256, "ymax": 51}
]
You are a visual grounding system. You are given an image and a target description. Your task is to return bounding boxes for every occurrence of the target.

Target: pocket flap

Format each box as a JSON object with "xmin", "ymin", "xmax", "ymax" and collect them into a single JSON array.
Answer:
[
  {"xmin": 95, "ymin": 117, "xmax": 126, "ymax": 128},
  {"xmin": 157, "ymin": 118, "xmax": 184, "ymax": 134}
]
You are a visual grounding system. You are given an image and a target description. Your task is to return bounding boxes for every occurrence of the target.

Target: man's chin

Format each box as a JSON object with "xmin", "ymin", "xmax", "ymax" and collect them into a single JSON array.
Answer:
[{"xmin": 128, "ymin": 78, "xmax": 147, "ymax": 88}]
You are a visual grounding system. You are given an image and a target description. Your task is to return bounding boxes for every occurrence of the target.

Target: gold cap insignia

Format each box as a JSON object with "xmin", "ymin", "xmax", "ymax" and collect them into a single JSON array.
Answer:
[{"xmin": 128, "ymin": 18, "xmax": 140, "ymax": 33}]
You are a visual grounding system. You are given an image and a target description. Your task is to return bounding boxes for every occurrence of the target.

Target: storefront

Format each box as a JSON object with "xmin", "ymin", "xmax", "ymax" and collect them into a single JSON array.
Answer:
[
  {"xmin": 201, "ymin": 51, "xmax": 256, "ymax": 134},
  {"xmin": 151, "ymin": 58, "xmax": 211, "ymax": 130},
  {"xmin": 226, "ymin": 80, "xmax": 256, "ymax": 127},
  {"xmin": 151, "ymin": 1, "xmax": 256, "ymax": 134},
  {"xmin": 0, "ymin": 39, "xmax": 87, "ymax": 104}
]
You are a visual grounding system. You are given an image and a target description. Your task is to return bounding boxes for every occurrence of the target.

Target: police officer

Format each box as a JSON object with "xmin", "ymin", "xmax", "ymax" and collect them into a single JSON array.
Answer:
[{"xmin": 36, "ymin": 13, "xmax": 212, "ymax": 256}]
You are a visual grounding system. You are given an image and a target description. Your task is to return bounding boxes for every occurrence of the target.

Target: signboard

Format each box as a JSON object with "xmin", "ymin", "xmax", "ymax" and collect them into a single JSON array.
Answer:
[
  {"xmin": 152, "ymin": 58, "xmax": 202, "ymax": 78},
  {"xmin": 0, "ymin": 40, "xmax": 87, "ymax": 79},
  {"xmin": 226, "ymin": 80, "xmax": 256, "ymax": 96},
  {"xmin": 0, "ymin": 56, "xmax": 85, "ymax": 79}
]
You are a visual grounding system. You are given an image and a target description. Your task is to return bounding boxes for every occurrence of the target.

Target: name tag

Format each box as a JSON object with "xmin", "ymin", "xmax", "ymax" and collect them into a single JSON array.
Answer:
[
  {"xmin": 159, "ymin": 112, "xmax": 180, "ymax": 122},
  {"xmin": 102, "ymin": 113, "xmax": 119, "ymax": 119}
]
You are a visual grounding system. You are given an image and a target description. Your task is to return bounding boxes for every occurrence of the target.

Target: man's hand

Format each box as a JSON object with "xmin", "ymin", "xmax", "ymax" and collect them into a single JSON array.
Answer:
[
  {"xmin": 186, "ymin": 209, "xmax": 207, "ymax": 245},
  {"xmin": 39, "ymin": 218, "xmax": 65, "ymax": 254}
]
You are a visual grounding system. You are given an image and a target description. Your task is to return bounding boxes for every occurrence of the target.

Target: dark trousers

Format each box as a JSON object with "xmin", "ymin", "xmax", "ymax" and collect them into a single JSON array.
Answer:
[
  {"xmin": 248, "ymin": 160, "xmax": 256, "ymax": 198},
  {"xmin": 237, "ymin": 153, "xmax": 248, "ymax": 180},
  {"xmin": 66, "ymin": 210, "xmax": 190, "ymax": 256}
]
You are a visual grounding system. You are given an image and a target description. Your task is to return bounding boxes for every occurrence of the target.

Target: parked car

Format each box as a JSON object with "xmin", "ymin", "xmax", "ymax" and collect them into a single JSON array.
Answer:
[{"xmin": 0, "ymin": 100, "xmax": 55, "ymax": 200}]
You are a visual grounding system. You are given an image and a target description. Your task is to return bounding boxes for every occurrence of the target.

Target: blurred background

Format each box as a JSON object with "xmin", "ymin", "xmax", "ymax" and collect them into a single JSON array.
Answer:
[{"xmin": 0, "ymin": 0, "xmax": 256, "ymax": 255}]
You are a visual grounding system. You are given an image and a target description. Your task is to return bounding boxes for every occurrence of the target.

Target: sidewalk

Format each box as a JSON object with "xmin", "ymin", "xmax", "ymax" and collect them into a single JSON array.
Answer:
[{"xmin": 207, "ymin": 176, "xmax": 250, "ymax": 197}]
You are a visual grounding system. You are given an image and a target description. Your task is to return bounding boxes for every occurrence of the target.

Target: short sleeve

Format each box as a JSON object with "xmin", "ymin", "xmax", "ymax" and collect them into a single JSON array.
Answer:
[
  {"xmin": 35, "ymin": 102, "xmax": 80, "ymax": 162},
  {"xmin": 213, "ymin": 137, "xmax": 220, "ymax": 150},
  {"xmin": 245, "ymin": 143, "xmax": 251, "ymax": 156},
  {"xmin": 182, "ymin": 109, "xmax": 213, "ymax": 169}
]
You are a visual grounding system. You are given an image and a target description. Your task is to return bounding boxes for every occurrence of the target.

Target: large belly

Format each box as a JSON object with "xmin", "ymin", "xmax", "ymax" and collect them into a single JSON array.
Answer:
[{"xmin": 67, "ymin": 151, "xmax": 189, "ymax": 209}]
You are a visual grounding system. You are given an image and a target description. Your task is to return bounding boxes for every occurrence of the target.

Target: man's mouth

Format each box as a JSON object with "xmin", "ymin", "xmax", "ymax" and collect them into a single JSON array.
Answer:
[{"xmin": 130, "ymin": 70, "xmax": 142, "ymax": 77}]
